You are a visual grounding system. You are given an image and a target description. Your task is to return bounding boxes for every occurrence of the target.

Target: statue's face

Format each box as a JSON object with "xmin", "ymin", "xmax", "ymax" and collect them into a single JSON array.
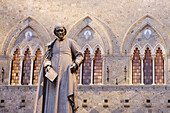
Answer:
[{"xmin": 55, "ymin": 27, "xmax": 66, "ymax": 40}]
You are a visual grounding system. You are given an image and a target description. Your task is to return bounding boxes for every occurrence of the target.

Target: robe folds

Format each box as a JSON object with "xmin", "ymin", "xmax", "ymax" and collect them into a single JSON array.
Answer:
[{"xmin": 34, "ymin": 37, "xmax": 83, "ymax": 113}]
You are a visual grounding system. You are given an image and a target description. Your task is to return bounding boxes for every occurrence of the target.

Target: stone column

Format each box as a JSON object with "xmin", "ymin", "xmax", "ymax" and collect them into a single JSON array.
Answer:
[
  {"xmin": 152, "ymin": 54, "xmax": 156, "ymax": 85},
  {"xmin": 79, "ymin": 64, "xmax": 83, "ymax": 85},
  {"xmin": 29, "ymin": 55, "xmax": 35, "ymax": 85},
  {"xmin": 8, "ymin": 56, "xmax": 13, "ymax": 85},
  {"xmin": 19, "ymin": 55, "xmax": 24, "ymax": 85},
  {"xmin": 140, "ymin": 55, "xmax": 144, "ymax": 85},
  {"xmin": 101, "ymin": 55, "xmax": 106, "ymax": 85},
  {"xmin": 90, "ymin": 55, "xmax": 94, "ymax": 85},
  {"xmin": 129, "ymin": 55, "xmax": 133, "ymax": 85}
]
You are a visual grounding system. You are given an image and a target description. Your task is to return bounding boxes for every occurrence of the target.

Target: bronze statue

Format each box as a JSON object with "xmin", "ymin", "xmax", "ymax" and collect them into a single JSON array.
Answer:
[{"xmin": 34, "ymin": 25, "xmax": 83, "ymax": 113}]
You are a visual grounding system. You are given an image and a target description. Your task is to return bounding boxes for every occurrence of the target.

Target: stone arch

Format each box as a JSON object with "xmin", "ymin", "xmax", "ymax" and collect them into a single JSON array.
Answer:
[
  {"xmin": 81, "ymin": 44, "xmax": 93, "ymax": 55},
  {"xmin": 2, "ymin": 17, "xmax": 50, "ymax": 55},
  {"xmin": 153, "ymin": 43, "xmax": 166, "ymax": 55},
  {"xmin": 131, "ymin": 43, "xmax": 142, "ymax": 55},
  {"xmin": 33, "ymin": 45, "xmax": 45, "ymax": 56},
  {"xmin": 68, "ymin": 16, "xmax": 114, "ymax": 55},
  {"xmin": 22, "ymin": 45, "xmax": 33, "ymax": 56},
  {"xmin": 11, "ymin": 45, "xmax": 21, "ymax": 56},
  {"xmin": 93, "ymin": 44, "xmax": 104, "ymax": 55},
  {"xmin": 122, "ymin": 15, "xmax": 169, "ymax": 54},
  {"xmin": 142, "ymin": 43, "xmax": 154, "ymax": 55}
]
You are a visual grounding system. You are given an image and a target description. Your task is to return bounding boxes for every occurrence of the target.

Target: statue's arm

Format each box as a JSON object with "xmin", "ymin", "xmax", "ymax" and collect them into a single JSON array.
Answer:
[{"xmin": 70, "ymin": 39, "xmax": 84, "ymax": 66}]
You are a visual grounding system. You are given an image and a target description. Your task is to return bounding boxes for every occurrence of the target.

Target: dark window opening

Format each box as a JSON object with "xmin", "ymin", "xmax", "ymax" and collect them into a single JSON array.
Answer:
[
  {"xmin": 83, "ymin": 99, "xmax": 87, "ymax": 103},
  {"xmin": 1, "ymin": 100, "xmax": 4, "ymax": 103},
  {"xmin": 146, "ymin": 99, "xmax": 150, "ymax": 103}
]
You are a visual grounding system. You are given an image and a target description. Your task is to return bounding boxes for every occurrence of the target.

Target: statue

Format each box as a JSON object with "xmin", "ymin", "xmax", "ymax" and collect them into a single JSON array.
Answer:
[{"xmin": 34, "ymin": 25, "xmax": 83, "ymax": 113}]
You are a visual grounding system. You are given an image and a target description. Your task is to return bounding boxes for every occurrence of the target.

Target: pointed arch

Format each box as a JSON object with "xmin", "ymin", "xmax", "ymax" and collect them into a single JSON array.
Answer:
[
  {"xmin": 11, "ymin": 45, "xmax": 21, "ymax": 56},
  {"xmin": 2, "ymin": 17, "xmax": 50, "ymax": 55},
  {"xmin": 131, "ymin": 43, "xmax": 142, "ymax": 55},
  {"xmin": 155, "ymin": 48, "xmax": 164, "ymax": 85},
  {"xmin": 33, "ymin": 48, "xmax": 42, "ymax": 85},
  {"xmin": 153, "ymin": 43, "xmax": 166, "ymax": 55},
  {"xmin": 33, "ymin": 45, "xmax": 45, "ymax": 56},
  {"xmin": 132, "ymin": 48, "xmax": 141, "ymax": 84},
  {"xmin": 68, "ymin": 16, "xmax": 115, "ymax": 55},
  {"xmin": 93, "ymin": 44, "xmax": 104, "ymax": 55},
  {"xmin": 122, "ymin": 15, "xmax": 169, "ymax": 54},
  {"xmin": 22, "ymin": 48, "xmax": 31, "ymax": 85},
  {"xmin": 142, "ymin": 43, "xmax": 154, "ymax": 55},
  {"xmin": 143, "ymin": 48, "xmax": 153, "ymax": 85},
  {"xmin": 82, "ymin": 48, "xmax": 91, "ymax": 85},
  {"xmin": 81, "ymin": 44, "xmax": 93, "ymax": 55},
  {"xmin": 93, "ymin": 48, "xmax": 102, "ymax": 84},
  {"xmin": 10, "ymin": 48, "xmax": 21, "ymax": 85},
  {"xmin": 22, "ymin": 45, "xmax": 33, "ymax": 56}
]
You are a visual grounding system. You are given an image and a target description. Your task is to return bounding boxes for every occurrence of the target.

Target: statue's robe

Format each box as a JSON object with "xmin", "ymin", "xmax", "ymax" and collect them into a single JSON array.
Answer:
[{"xmin": 34, "ymin": 36, "xmax": 83, "ymax": 113}]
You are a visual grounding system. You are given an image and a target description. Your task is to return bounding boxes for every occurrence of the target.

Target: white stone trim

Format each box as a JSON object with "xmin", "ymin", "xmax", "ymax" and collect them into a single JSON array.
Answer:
[
  {"xmin": 10, "ymin": 45, "xmax": 21, "ymax": 56},
  {"xmin": 19, "ymin": 55, "xmax": 24, "ymax": 85},
  {"xmin": 21, "ymin": 45, "xmax": 33, "ymax": 56},
  {"xmin": 93, "ymin": 45, "xmax": 104, "ymax": 55},
  {"xmin": 129, "ymin": 55, "xmax": 133, "ymax": 85},
  {"xmin": 8, "ymin": 56, "xmax": 13, "ymax": 85},
  {"xmin": 140, "ymin": 55, "xmax": 144, "ymax": 85},
  {"xmin": 142, "ymin": 43, "xmax": 154, "ymax": 55},
  {"xmin": 81, "ymin": 44, "xmax": 93, "ymax": 55},
  {"xmin": 131, "ymin": 44, "xmax": 142, "ymax": 55},
  {"xmin": 79, "ymin": 64, "xmax": 83, "ymax": 85},
  {"xmin": 153, "ymin": 43, "xmax": 166, "ymax": 55},
  {"xmin": 33, "ymin": 45, "xmax": 44, "ymax": 56},
  {"xmin": 90, "ymin": 55, "xmax": 94, "ymax": 85},
  {"xmin": 101, "ymin": 55, "xmax": 105, "ymax": 85},
  {"xmin": 152, "ymin": 54, "xmax": 156, "ymax": 85},
  {"xmin": 29, "ymin": 55, "xmax": 35, "ymax": 85}
]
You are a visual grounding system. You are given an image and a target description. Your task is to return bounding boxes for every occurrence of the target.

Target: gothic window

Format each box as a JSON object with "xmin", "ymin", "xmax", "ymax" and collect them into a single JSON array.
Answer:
[
  {"xmin": 11, "ymin": 49, "xmax": 20, "ymax": 85},
  {"xmin": 155, "ymin": 48, "xmax": 164, "ymax": 84},
  {"xmin": 132, "ymin": 48, "xmax": 141, "ymax": 84},
  {"xmin": 82, "ymin": 48, "xmax": 91, "ymax": 85},
  {"xmin": 93, "ymin": 48, "xmax": 102, "ymax": 84},
  {"xmin": 144, "ymin": 48, "xmax": 152, "ymax": 84},
  {"xmin": 76, "ymin": 67, "xmax": 80, "ymax": 84},
  {"xmin": 33, "ymin": 49, "xmax": 42, "ymax": 85},
  {"xmin": 22, "ymin": 48, "xmax": 31, "ymax": 85}
]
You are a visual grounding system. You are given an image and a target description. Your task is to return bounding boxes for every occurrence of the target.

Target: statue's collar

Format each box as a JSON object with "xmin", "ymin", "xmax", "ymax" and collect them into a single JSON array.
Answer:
[{"xmin": 46, "ymin": 36, "xmax": 66, "ymax": 47}]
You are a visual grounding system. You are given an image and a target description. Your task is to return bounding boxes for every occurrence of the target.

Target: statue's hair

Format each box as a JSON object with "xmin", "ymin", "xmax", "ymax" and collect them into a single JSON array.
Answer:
[{"xmin": 54, "ymin": 26, "xmax": 67, "ymax": 36}]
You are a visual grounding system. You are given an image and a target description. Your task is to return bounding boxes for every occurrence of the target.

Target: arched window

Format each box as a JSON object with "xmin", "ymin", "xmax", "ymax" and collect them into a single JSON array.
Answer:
[
  {"xmin": 82, "ymin": 48, "xmax": 91, "ymax": 85},
  {"xmin": 33, "ymin": 49, "xmax": 42, "ymax": 85},
  {"xmin": 132, "ymin": 48, "xmax": 141, "ymax": 84},
  {"xmin": 11, "ymin": 49, "xmax": 20, "ymax": 85},
  {"xmin": 93, "ymin": 48, "xmax": 102, "ymax": 84},
  {"xmin": 155, "ymin": 48, "xmax": 164, "ymax": 84},
  {"xmin": 76, "ymin": 67, "xmax": 80, "ymax": 84},
  {"xmin": 22, "ymin": 48, "xmax": 31, "ymax": 85},
  {"xmin": 144, "ymin": 48, "xmax": 152, "ymax": 84}
]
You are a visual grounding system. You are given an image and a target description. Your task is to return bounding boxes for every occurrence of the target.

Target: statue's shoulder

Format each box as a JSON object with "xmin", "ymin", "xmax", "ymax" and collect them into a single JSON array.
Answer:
[
  {"xmin": 68, "ymin": 38, "xmax": 76, "ymax": 43},
  {"xmin": 46, "ymin": 38, "xmax": 57, "ymax": 47}
]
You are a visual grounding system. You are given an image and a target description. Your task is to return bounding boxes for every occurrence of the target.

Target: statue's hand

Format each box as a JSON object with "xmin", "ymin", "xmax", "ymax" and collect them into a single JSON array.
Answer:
[
  {"xmin": 70, "ymin": 63, "xmax": 78, "ymax": 73},
  {"xmin": 45, "ymin": 65, "xmax": 52, "ymax": 73}
]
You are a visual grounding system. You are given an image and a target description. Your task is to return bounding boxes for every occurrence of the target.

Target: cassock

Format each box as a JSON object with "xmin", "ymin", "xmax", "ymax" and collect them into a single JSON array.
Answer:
[{"xmin": 34, "ymin": 36, "xmax": 83, "ymax": 113}]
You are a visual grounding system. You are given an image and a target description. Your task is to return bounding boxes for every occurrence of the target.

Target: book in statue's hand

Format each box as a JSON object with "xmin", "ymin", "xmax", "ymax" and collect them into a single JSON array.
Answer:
[{"xmin": 45, "ymin": 67, "xmax": 58, "ymax": 82}]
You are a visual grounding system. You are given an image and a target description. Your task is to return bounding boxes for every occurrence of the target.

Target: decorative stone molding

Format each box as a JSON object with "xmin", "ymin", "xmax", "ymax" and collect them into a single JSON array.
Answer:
[
  {"xmin": 2, "ymin": 17, "xmax": 49, "ymax": 55},
  {"xmin": 122, "ymin": 15, "xmax": 169, "ymax": 54}
]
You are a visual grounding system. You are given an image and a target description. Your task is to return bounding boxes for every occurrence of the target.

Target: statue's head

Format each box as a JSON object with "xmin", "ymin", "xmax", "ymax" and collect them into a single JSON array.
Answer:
[{"xmin": 54, "ymin": 26, "xmax": 67, "ymax": 40}]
